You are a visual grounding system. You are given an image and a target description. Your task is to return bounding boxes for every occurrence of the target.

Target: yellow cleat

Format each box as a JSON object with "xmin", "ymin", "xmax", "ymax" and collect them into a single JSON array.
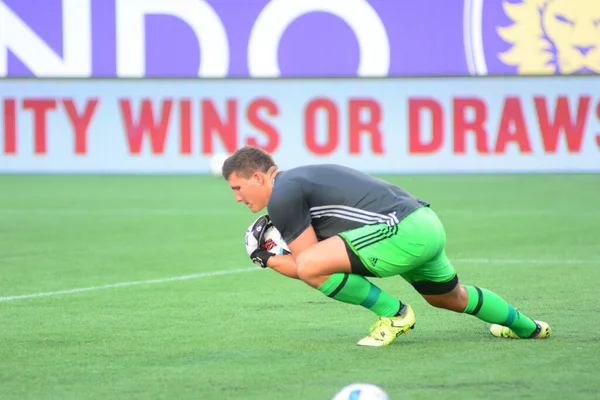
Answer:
[
  {"xmin": 357, "ymin": 304, "xmax": 416, "ymax": 347},
  {"xmin": 490, "ymin": 320, "xmax": 551, "ymax": 339}
]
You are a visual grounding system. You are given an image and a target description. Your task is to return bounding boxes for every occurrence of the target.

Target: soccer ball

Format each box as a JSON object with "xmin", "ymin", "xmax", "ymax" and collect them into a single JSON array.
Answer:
[
  {"xmin": 245, "ymin": 221, "xmax": 290, "ymax": 257},
  {"xmin": 263, "ymin": 225, "xmax": 290, "ymax": 255},
  {"xmin": 208, "ymin": 153, "xmax": 229, "ymax": 177},
  {"xmin": 331, "ymin": 383, "xmax": 390, "ymax": 400}
]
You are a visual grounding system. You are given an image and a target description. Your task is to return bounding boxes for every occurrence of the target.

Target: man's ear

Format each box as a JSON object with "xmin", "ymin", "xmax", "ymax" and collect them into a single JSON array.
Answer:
[{"xmin": 253, "ymin": 171, "xmax": 265, "ymax": 186}]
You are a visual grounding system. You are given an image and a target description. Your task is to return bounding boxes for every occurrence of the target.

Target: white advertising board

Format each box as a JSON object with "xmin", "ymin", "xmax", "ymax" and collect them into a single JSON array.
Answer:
[{"xmin": 0, "ymin": 77, "xmax": 598, "ymax": 173}]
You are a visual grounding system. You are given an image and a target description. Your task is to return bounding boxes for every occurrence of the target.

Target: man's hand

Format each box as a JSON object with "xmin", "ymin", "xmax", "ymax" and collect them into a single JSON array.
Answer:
[
  {"xmin": 250, "ymin": 248, "xmax": 273, "ymax": 268},
  {"xmin": 245, "ymin": 215, "xmax": 273, "ymax": 268}
]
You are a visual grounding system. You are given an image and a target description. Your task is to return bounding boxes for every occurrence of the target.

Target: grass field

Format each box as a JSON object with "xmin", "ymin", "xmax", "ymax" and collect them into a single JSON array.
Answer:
[{"xmin": 1, "ymin": 174, "xmax": 599, "ymax": 400}]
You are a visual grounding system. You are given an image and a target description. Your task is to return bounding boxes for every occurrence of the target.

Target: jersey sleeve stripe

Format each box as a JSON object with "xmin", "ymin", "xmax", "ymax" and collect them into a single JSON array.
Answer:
[
  {"xmin": 310, "ymin": 206, "xmax": 399, "ymax": 226},
  {"xmin": 310, "ymin": 205, "xmax": 391, "ymax": 219}
]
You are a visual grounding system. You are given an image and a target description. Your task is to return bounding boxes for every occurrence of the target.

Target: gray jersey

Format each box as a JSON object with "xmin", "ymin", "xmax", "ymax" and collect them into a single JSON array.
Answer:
[{"xmin": 267, "ymin": 164, "xmax": 429, "ymax": 243}]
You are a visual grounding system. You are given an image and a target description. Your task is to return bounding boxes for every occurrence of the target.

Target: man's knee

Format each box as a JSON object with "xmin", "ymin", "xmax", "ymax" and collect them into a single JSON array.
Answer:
[
  {"xmin": 422, "ymin": 284, "xmax": 468, "ymax": 313},
  {"xmin": 296, "ymin": 236, "xmax": 352, "ymax": 286},
  {"xmin": 296, "ymin": 250, "xmax": 319, "ymax": 282}
]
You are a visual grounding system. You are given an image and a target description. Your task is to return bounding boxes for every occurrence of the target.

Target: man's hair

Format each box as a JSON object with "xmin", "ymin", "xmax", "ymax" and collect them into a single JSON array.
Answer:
[{"xmin": 222, "ymin": 146, "xmax": 276, "ymax": 179}]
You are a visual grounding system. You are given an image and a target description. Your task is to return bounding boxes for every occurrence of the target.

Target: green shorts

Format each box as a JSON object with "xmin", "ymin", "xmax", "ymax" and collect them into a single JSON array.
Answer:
[{"xmin": 338, "ymin": 206, "xmax": 457, "ymax": 295}]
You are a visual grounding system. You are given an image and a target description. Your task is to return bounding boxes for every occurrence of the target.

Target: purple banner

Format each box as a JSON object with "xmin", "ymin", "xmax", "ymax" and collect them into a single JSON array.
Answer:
[{"xmin": 1, "ymin": 0, "xmax": 598, "ymax": 77}]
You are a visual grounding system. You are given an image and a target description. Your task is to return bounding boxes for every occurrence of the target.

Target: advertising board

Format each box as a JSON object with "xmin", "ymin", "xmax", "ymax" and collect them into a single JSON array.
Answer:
[
  {"xmin": 2, "ymin": 0, "xmax": 598, "ymax": 77},
  {"xmin": 1, "ymin": 77, "xmax": 598, "ymax": 173}
]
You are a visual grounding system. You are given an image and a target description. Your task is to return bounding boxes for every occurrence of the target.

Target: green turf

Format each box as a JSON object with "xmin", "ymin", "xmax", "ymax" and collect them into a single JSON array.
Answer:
[{"xmin": 1, "ymin": 174, "xmax": 599, "ymax": 400}]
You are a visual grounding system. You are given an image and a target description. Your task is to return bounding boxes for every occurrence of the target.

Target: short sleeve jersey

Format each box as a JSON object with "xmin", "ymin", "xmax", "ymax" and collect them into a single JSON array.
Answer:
[{"xmin": 267, "ymin": 164, "xmax": 429, "ymax": 243}]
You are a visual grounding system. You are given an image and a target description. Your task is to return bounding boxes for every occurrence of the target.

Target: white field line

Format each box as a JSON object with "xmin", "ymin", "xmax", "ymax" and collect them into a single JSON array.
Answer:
[
  {"xmin": 0, "ymin": 267, "xmax": 259, "ymax": 302},
  {"xmin": 0, "ymin": 208, "xmax": 246, "ymax": 216},
  {"xmin": 455, "ymin": 259, "xmax": 600, "ymax": 265},
  {"xmin": 2, "ymin": 258, "xmax": 600, "ymax": 303}
]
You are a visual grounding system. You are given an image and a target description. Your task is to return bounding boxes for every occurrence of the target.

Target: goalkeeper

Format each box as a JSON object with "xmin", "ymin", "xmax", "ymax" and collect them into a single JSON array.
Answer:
[{"xmin": 222, "ymin": 146, "xmax": 551, "ymax": 346}]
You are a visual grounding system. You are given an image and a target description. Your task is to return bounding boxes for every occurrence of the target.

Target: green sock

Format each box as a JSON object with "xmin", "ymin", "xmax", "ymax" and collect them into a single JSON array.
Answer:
[
  {"xmin": 318, "ymin": 273, "xmax": 401, "ymax": 317},
  {"xmin": 464, "ymin": 285, "xmax": 537, "ymax": 338}
]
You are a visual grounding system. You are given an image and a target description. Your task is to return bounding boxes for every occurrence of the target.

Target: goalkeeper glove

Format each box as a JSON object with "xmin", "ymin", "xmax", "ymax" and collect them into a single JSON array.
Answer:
[{"xmin": 245, "ymin": 214, "xmax": 273, "ymax": 268}]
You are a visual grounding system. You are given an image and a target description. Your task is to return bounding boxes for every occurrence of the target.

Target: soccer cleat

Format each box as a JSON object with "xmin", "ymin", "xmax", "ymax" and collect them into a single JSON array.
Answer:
[
  {"xmin": 356, "ymin": 304, "xmax": 416, "ymax": 347},
  {"xmin": 489, "ymin": 320, "xmax": 551, "ymax": 339}
]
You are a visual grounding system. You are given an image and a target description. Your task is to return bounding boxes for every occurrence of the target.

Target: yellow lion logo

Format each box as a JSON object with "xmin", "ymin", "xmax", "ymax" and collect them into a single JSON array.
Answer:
[{"xmin": 497, "ymin": 0, "xmax": 600, "ymax": 74}]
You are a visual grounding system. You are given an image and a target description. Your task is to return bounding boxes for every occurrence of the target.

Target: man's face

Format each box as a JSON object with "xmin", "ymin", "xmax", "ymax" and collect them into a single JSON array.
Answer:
[{"xmin": 227, "ymin": 171, "xmax": 268, "ymax": 213}]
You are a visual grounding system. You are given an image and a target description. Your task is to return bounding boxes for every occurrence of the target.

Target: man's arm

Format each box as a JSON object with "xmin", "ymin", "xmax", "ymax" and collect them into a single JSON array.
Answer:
[
  {"xmin": 266, "ymin": 178, "xmax": 318, "ymax": 277},
  {"xmin": 287, "ymin": 225, "xmax": 319, "ymax": 261},
  {"xmin": 266, "ymin": 225, "xmax": 319, "ymax": 279},
  {"xmin": 266, "ymin": 254, "xmax": 299, "ymax": 279}
]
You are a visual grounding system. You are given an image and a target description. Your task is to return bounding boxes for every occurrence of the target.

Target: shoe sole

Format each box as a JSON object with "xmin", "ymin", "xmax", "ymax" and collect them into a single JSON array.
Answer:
[
  {"xmin": 395, "ymin": 323, "xmax": 416, "ymax": 338},
  {"xmin": 357, "ymin": 323, "xmax": 416, "ymax": 346}
]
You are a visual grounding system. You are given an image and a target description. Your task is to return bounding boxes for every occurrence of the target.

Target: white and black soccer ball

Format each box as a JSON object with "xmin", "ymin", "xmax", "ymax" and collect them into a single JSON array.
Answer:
[
  {"xmin": 262, "ymin": 225, "xmax": 290, "ymax": 255},
  {"xmin": 245, "ymin": 223, "xmax": 290, "ymax": 257},
  {"xmin": 331, "ymin": 383, "xmax": 390, "ymax": 400}
]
